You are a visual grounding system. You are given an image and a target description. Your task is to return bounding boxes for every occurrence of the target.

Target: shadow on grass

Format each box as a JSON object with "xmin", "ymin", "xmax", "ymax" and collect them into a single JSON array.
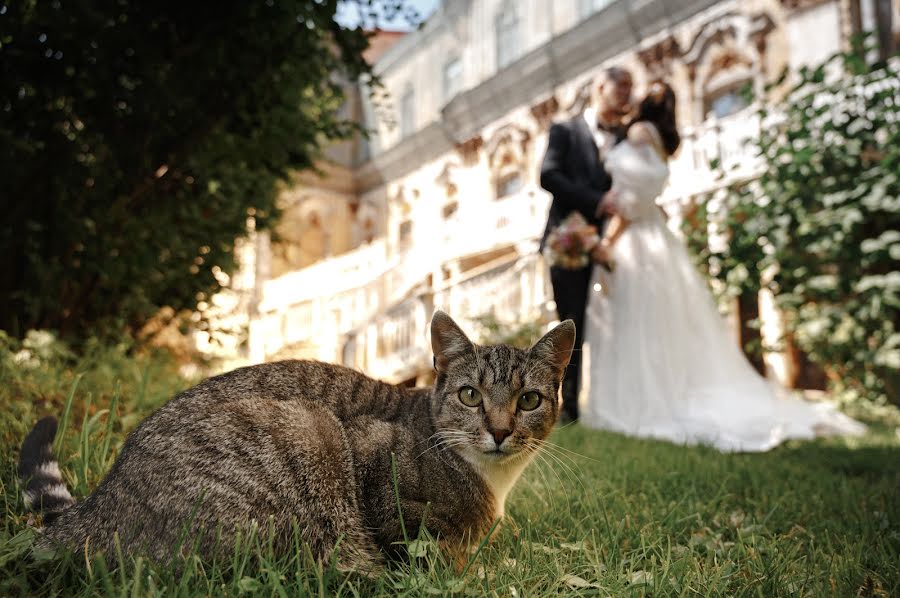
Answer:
[{"xmin": 777, "ymin": 442, "xmax": 900, "ymax": 482}]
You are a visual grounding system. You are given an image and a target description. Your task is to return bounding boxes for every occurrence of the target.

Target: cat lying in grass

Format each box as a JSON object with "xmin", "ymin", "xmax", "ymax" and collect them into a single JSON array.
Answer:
[{"xmin": 19, "ymin": 311, "xmax": 574, "ymax": 571}]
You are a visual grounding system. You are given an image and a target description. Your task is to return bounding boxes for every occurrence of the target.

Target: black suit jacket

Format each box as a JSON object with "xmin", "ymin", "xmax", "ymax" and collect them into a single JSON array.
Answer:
[{"xmin": 538, "ymin": 114, "xmax": 622, "ymax": 251}]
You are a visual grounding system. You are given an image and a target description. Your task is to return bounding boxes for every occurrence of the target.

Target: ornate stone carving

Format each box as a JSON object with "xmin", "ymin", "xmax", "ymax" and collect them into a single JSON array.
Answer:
[
  {"xmin": 529, "ymin": 95, "xmax": 559, "ymax": 130},
  {"xmin": 454, "ymin": 135, "xmax": 483, "ymax": 166},
  {"xmin": 561, "ymin": 78, "xmax": 594, "ymax": 118},
  {"xmin": 682, "ymin": 18, "xmax": 738, "ymax": 71},
  {"xmin": 435, "ymin": 161, "xmax": 461, "ymax": 198},
  {"xmin": 681, "ymin": 12, "xmax": 775, "ymax": 67},
  {"xmin": 637, "ymin": 36, "xmax": 682, "ymax": 78},
  {"xmin": 708, "ymin": 49, "xmax": 753, "ymax": 78},
  {"xmin": 484, "ymin": 124, "xmax": 531, "ymax": 171},
  {"xmin": 389, "ymin": 184, "xmax": 413, "ymax": 215},
  {"xmin": 681, "ymin": 11, "xmax": 775, "ymax": 82}
]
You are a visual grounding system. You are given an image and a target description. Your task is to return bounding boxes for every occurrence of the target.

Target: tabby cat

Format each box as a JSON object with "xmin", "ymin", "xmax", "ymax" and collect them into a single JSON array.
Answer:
[{"xmin": 19, "ymin": 311, "xmax": 574, "ymax": 570}]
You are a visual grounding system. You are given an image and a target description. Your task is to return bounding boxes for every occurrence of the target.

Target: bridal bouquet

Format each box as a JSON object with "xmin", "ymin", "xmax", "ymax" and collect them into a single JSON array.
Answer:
[{"xmin": 545, "ymin": 212, "xmax": 601, "ymax": 270}]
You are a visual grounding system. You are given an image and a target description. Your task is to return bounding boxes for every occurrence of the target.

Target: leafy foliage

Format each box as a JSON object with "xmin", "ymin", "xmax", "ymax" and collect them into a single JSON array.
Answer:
[
  {"xmin": 0, "ymin": 0, "xmax": 411, "ymax": 341},
  {"xmin": 474, "ymin": 311, "xmax": 552, "ymax": 349},
  {"xmin": 684, "ymin": 45, "xmax": 899, "ymax": 405}
]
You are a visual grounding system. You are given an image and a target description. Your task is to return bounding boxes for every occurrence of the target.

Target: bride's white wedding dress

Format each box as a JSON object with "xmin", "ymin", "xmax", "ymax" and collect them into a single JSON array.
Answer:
[{"xmin": 578, "ymin": 133, "xmax": 865, "ymax": 452}]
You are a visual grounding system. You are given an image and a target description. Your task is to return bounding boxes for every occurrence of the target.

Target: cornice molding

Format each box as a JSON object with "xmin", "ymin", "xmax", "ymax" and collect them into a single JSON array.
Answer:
[{"xmin": 357, "ymin": 0, "xmax": 721, "ymax": 192}]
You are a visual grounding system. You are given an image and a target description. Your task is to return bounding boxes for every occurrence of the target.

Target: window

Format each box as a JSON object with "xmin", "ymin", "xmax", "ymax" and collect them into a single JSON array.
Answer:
[
  {"xmin": 442, "ymin": 57, "xmax": 462, "ymax": 102},
  {"xmin": 398, "ymin": 220, "xmax": 413, "ymax": 247},
  {"xmin": 496, "ymin": 172, "xmax": 523, "ymax": 199},
  {"xmin": 399, "ymin": 86, "xmax": 415, "ymax": 138},
  {"xmin": 580, "ymin": 0, "xmax": 613, "ymax": 18},
  {"xmin": 706, "ymin": 87, "xmax": 749, "ymax": 120},
  {"xmin": 495, "ymin": 1, "xmax": 519, "ymax": 69}
]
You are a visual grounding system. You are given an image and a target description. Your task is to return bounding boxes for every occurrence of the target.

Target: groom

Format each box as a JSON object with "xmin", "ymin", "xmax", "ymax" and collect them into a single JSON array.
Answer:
[{"xmin": 539, "ymin": 66, "xmax": 633, "ymax": 423}]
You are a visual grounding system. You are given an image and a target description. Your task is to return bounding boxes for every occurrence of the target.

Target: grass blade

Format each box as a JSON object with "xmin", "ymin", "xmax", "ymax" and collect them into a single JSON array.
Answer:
[{"xmin": 54, "ymin": 373, "xmax": 82, "ymax": 457}]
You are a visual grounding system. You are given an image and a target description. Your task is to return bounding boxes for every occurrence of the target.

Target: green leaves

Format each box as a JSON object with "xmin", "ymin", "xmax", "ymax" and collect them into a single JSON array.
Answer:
[
  {"xmin": 684, "ymin": 47, "xmax": 900, "ymax": 406},
  {"xmin": 0, "ymin": 1, "xmax": 403, "ymax": 341}
]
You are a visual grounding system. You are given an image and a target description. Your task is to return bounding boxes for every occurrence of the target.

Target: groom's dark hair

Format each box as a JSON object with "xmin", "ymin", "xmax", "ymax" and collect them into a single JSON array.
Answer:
[{"xmin": 603, "ymin": 66, "xmax": 631, "ymax": 83}]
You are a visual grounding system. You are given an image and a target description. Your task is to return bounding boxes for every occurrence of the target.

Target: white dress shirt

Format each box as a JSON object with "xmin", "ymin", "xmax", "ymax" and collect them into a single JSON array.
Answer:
[{"xmin": 582, "ymin": 107, "xmax": 618, "ymax": 162}]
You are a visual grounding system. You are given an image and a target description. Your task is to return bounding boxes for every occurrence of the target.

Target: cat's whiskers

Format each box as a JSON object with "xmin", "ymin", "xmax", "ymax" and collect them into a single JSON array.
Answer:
[
  {"xmin": 412, "ymin": 431, "xmax": 446, "ymax": 451},
  {"xmin": 411, "ymin": 430, "xmax": 462, "ymax": 456},
  {"xmin": 528, "ymin": 438, "xmax": 585, "ymax": 475},
  {"xmin": 536, "ymin": 447, "xmax": 585, "ymax": 492},
  {"xmin": 515, "ymin": 447, "xmax": 555, "ymax": 509},
  {"xmin": 523, "ymin": 439, "xmax": 585, "ymax": 492},
  {"xmin": 535, "ymin": 439, "xmax": 602, "ymax": 464},
  {"xmin": 554, "ymin": 418, "xmax": 579, "ymax": 431},
  {"xmin": 521, "ymin": 442, "xmax": 568, "ymax": 491},
  {"xmin": 413, "ymin": 430, "xmax": 473, "ymax": 461}
]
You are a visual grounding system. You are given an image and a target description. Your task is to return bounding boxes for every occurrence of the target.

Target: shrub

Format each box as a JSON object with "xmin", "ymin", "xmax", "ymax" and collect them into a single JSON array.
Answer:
[{"xmin": 684, "ymin": 44, "xmax": 899, "ymax": 406}]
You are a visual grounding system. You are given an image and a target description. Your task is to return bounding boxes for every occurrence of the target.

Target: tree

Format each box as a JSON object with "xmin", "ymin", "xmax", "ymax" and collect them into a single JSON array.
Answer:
[
  {"xmin": 0, "ymin": 0, "xmax": 412, "ymax": 340},
  {"xmin": 684, "ymin": 43, "xmax": 899, "ymax": 406}
]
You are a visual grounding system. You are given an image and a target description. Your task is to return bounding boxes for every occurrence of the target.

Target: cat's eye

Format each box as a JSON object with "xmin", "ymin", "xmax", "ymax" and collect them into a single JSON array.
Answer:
[
  {"xmin": 518, "ymin": 391, "xmax": 542, "ymax": 411},
  {"xmin": 458, "ymin": 386, "xmax": 483, "ymax": 407}
]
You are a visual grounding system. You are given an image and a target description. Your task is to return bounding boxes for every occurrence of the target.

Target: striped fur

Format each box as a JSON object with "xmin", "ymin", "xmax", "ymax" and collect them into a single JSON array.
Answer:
[
  {"xmin": 18, "ymin": 416, "xmax": 75, "ymax": 523},
  {"xmin": 19, "ymin": 312, "xmax": 575, "ymax": 570}
]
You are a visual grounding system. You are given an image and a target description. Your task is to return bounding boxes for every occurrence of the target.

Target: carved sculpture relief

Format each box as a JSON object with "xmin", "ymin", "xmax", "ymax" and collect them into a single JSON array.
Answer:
[
  {"xmin": 454, "ymin": 134, "xmax": 483, "ymax": 166},
  {"xmin": 560, "ymin": 77, "xmax": 594, "ymax": 118},
  {"xmin": 485, "ymin": 124, "xmax": 531, "ymax": 199},
  {"xmin": 637, "ymin": 35, "xmax": 682, "ymax": 79},
  {"xmin": 435, "ymin": 160, "xmax": 461, "ymax": 198},
  {"xmin": 680, "ymin": 11, "xmax": 775, "ymax": 122},
  {"xmin": 529, "ymin": 95, "xmax": 559, "ymax": 130}
]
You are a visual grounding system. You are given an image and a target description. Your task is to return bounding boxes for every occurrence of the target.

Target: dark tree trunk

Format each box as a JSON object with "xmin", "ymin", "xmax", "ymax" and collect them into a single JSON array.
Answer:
[{"xmin": 737, "ymin": 290, "xmax": 766, "ymax": 376}]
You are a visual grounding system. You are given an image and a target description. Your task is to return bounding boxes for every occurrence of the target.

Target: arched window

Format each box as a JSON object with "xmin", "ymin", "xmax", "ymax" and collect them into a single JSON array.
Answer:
[
  {"xmin": 442, "ymin": 56, "xmax": 462, "ymax": 102},
  {"xmin": 486, "ymin": 125, "xmax": 531, "ymax": 200},
  {"xmin": 496, "ymin": 171, "xmax": 523, "ymax": 198},
  {"xmin": 701, "ymin": 55, "xmax": 754, "ymax": 121},
  {"xmin": 495, "ymin": 1, "xmax": 519, "ymax": 69},
  {"xmin": 399, "ymin": 85, "xmax": 415, "ymax": 138},
  {"xmin": 705, "ymin": 84, "xmax": 750, "ymax": 120},
  {"xmin": 494, "ymin": 152, "xmax": 524, "ymax": 199}
]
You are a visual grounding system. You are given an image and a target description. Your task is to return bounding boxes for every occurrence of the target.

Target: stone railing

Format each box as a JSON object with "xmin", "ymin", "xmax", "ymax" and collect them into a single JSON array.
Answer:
[
  {"xmin": 662, "ymin": 106, "xmax": 764, "ymax": 206},
  {"xmin": 241, "ymin": 110, "xmax": 767, "ymax": 373},
  {"xmin": 249, "ymin": 239, "xmax": 394, "ymax": 363},
  {"xmin": 432, "ymin": 246, "xmax": 550, "ymax": 333},
  {"xmin": 247, "ymin": 188, "xmax": 550, "ymax": 366},
  {"xmin": 341, "ymin": 250, "xmax": 552, "ymax": 383},
  {"xmin": 439, "ymin": 190, "xmax": 549, "ymax": 263},
  {"xmin": 258, "ymin": 238, "xmax": 390, "ymax": 311}
]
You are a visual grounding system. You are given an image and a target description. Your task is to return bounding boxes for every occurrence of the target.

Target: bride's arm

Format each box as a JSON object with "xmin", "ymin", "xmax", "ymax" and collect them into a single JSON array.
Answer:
[
  {"xmin": 591, "ymin": 213, "xmax": 630, "ymax": 263},
  {"xmin": 591, "ymin": 122, "xmax": 668, "ymax": 263}
]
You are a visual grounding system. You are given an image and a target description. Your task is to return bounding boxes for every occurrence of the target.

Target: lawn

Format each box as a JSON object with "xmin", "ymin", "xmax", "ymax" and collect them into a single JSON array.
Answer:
[{"xmin": 1, "ymin": 341, "xmax": 898, "ymax": 596}]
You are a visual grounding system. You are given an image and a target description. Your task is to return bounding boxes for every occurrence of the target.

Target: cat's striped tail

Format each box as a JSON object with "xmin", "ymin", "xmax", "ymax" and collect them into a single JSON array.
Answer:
[{"xmin": 18, "ymin": 416, "xmax": 75, "ymax": 523}]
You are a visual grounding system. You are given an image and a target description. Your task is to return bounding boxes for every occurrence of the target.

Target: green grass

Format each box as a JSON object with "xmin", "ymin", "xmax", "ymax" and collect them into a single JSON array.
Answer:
[{"xmin": 1, "ymin": 339, "xmax": 898, "ymax": 596}]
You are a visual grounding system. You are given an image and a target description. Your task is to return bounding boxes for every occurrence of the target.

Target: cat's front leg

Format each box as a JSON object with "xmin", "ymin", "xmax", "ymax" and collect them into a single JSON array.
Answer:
[{"xmin": 379, "ymin": 498, "xmax": 484, "ymax": 571}]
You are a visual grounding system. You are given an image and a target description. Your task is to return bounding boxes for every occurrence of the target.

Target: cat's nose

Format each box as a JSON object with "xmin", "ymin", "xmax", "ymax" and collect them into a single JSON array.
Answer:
[{"xmin": 491, "ymin": 429, "xmax": 512, "ymax": 447}]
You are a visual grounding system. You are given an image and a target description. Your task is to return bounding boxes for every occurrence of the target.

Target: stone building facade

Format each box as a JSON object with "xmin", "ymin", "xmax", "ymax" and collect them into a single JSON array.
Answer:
[{"xmin": 201, "ymin": 0, "xmax": 893, "ymax": 385}]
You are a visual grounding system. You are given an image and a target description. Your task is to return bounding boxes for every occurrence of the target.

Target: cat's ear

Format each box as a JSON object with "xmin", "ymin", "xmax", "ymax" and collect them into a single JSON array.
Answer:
[
  {"xmin": 529, "ymin": 320, "xmax": 576, "ymax": 380},
  {"xmin": 431, "ymin": 311, "xmax": 475, "ymax": 372}
]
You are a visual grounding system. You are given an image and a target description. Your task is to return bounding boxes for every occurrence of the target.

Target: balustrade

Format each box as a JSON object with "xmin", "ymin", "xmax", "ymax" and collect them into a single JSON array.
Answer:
[{"xmin": 241, "ymin": 111, "xmax": 764, "ymax": 378}]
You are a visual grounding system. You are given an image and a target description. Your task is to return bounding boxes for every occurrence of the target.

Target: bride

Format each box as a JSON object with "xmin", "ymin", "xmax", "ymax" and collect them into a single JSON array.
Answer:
[{"xmin": 578, "ymin": 81, "xmax": 865, "ymax": 452}]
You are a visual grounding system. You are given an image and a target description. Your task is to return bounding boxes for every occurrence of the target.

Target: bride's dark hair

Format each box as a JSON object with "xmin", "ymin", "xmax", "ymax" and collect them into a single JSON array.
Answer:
[{"xmin": 630, "ymin": 81, "xmax": 680, "ymax": 155}]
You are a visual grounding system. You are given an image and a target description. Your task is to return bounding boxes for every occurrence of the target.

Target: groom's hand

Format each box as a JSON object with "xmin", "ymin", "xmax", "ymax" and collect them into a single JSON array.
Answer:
[{"xmin": 596, "ymin": 190, "xmax": 619, "ymax": 217}]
